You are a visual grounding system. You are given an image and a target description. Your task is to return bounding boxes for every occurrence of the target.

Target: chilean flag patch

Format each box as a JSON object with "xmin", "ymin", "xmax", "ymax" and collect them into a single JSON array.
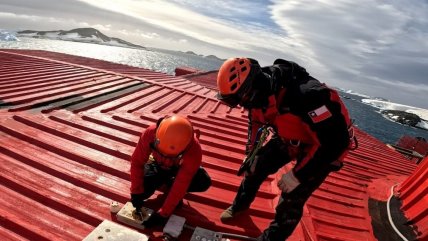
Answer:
[{"xmin": 308, "ymin": 105, "xmax": 332, "ymax": 123}]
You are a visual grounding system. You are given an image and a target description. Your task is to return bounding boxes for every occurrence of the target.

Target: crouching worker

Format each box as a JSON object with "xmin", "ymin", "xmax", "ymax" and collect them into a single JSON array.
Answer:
[{"xmin": 130, "ymin": 115, "xmax": 211, "ymax": 228}]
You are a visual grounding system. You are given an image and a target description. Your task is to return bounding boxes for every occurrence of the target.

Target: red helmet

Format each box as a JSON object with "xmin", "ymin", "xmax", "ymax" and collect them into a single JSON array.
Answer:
[
  {"xmin": 216, "ymin": 58, "xmax": 261, "ymax": 107},
  {"xmin": 155, "ymin": 115, "xmax": 194, "ymax": 156}
]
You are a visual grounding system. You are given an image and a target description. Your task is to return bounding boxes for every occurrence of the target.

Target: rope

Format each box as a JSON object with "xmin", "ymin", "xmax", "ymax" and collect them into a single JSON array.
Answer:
[{"xmin": 387, "ymin": 184, "xmax": 408, "ymax": 241}]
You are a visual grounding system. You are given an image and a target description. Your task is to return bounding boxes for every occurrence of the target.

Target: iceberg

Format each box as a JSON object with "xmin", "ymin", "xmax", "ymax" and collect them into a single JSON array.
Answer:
[{"xmin": 0, "ymin": 30, "xmax": 19, "ymax": 41}]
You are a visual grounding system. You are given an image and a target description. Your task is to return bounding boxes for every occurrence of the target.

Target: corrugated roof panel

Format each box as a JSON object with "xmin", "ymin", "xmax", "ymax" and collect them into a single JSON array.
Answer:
[
  {"xmin": 2, "ymin": 49, "xmax": 218, "ymax": 97},
  {"xmin": 177, "ymin": 70, "xmax": 219, "ymax": 90},
  {"xmin": 0, "ymin": 49, "xmax": 422, "ymax": 241},
  {"xmin": 398, "ymin": 157, "xmax": 428, "ymax": 240}
]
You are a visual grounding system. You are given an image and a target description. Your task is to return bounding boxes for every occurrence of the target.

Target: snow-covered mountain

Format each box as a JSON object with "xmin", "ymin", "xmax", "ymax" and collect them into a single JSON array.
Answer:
[
  {"xmin": 17, "ymin": 28, "xmax": 144, "ymax": 49},
  {"xmin": 0, "ymin": 30, "xmax": 19, "ymax": 41}
]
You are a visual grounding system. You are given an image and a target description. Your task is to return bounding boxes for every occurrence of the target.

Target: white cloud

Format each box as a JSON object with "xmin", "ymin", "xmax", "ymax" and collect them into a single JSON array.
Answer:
[
  {"xmin": 270, "ymin": 1, "xmax": 408, "ymax": 70},
  {"xmin": 76, "ymin": 0, "xmax": 229, "ymax": 46},
  {"xmin": 119, "ymin": 29, "xmax": 129, "ymax": 35},
  {"xmin": 140, "ymin": 32, "xmax": 160, "ymax": 39},
  {"xmin": 1, "ymin": 0, "xmax": 427, "ymax": 107},
  {"xmin": 74, "ymin": 0, "xmax": 301, "ymax": 62},
  {"xmin": 92, "ymin": 24, "xmax": 111, "ymax": 31},
  {"xmin": 0, "ymin": 11, "xmax": 53, "ymax": 22},
  {"xmin": 369, "ymin": 76, "xmax": 428, "ymax": 93},
  {"xmin": 269, "ymin": 0, "xmax": 428, "ymax": 106},
  {"xmin": 172, "ymin": 0, "xmax": 257, "ymax": 15},
  {"xmin": 0, "ymin": 11, "xmax": 110, "ymax": 32}
]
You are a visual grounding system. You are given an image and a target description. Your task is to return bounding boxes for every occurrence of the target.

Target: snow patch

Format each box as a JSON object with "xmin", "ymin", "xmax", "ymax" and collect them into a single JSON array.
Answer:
[
  {"xmin": 417, "ymin": 120, "xmax": 428, "ymax": 130},
  {"xmin": 362, "ymin": 99, "xmax": 428, "ymax": 119},
  {"xmin": 363, "ymin": 98, "xmax": 428, "ymax": 130}
]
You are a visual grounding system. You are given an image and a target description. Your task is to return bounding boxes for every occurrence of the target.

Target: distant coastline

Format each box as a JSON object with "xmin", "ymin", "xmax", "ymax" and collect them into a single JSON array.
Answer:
[
  {"xmin": 180, "ymin": 50, "xmax": 226, "ymax": 61},
  {"xmin": 16, "ymin": 28, "xmax": 145, "ymax": 49},
  {"xmin": 10, "ymin": 28, "xmax": 226, "ymax": 61}
]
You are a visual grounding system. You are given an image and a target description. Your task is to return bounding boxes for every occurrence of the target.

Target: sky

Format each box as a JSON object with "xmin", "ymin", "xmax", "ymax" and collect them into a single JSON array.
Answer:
[{"xmin": 1, "ymin": 0, "xmax": 427, "ymax": 109}]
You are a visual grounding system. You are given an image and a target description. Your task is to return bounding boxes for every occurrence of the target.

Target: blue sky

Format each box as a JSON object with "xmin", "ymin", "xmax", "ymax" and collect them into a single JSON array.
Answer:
[{"xmin": 1, "ymin": 0, "xmax": 427, "ymax": 108}]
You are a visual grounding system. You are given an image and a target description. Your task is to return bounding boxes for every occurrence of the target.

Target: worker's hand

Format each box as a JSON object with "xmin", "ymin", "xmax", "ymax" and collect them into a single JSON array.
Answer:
[
  {"xmin": 277, "ymin": 170, "xmax": 300, "ymax": 193},
  {"xmin": 142, "ymin": 211, "xmax": 168, "ymax": 228},
  {"xmin": 131, "ymin": 193, "xmax": 145, "ymax": 211}
]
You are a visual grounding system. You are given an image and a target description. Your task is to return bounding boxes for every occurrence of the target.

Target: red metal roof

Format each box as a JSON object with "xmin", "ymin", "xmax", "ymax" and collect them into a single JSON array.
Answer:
[
  {"xmin": 177, "ymin": 70, "xmax": 219, "ymax": 90},
  {"xmin": 0, "ymin": 49, "xmax": 422, "ymax": 241},
  {"xmin": 398, "ymin": 156, "xmax": 428, "ymax": 240},
  {"xmin": 174, "ymin": 66, "xmax": 204, "ymax": 77}
]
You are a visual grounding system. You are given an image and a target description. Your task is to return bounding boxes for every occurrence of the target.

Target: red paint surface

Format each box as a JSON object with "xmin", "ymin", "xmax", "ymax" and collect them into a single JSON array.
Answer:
[
  {"xmin": 174, "ymin": 66, "xmax": 202, "ymax": 76},
  {"xmin": 398, "ymin": 157, "xmax": 428, "ymax": 240},
  {"xmin": 182, "ymin": 70, "xmax": 219, "ymax": 90},
  {"xmin": 0, "ymin": 49, "xmax": 422, "ymax": 241},
  {"xmin": 397, "ymin": 136, "xmax": 428, "ymax": 155},
  {"xmin": 367, "ymin": 175, "xmax": 408, "ymax": 201}
]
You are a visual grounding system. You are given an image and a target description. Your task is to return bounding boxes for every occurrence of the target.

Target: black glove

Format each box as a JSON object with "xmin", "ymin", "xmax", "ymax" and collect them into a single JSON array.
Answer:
[
  {"xmin": 131, "ymin": 193, "xmax": 145, "ymax": 211},
  {"xmin": 142, "ymin": 211, "xmax": 168, "ymax": 228}
]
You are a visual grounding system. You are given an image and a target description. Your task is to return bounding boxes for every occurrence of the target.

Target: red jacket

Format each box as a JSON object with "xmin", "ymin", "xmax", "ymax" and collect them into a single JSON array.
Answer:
[
  {"xmin": 130, "ymin": 125, "xmax": 202, "ymax": 217},
  {"xmin": 248, "ymin": 60, "xmax": 352, "ymax": 182}
]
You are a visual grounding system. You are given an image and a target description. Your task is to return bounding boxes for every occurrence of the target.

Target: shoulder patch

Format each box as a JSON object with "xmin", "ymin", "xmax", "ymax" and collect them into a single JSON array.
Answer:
[{"xmin": 308, "ymin": 105, "xmax": 332, "ymax": 123}]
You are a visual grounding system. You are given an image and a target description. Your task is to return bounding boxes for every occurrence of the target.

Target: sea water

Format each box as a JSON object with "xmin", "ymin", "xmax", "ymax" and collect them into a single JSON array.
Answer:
[
  {"xmin": 1, "ymin": 37, "xmax": 427, "ymax": 144},
  {"xmin": 0, "ymin": 38, "xmax": 223, "ymax": 75}
]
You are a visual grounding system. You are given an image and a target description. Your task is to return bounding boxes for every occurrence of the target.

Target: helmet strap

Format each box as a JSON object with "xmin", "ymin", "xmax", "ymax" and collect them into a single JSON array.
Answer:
[{"xmin": 246, "ymin": 73, "xmax": 273, "ymax": 109}]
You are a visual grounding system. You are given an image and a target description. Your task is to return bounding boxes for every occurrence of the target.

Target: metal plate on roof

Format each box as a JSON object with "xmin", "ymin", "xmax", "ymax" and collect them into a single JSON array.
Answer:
[{"xmin": 82, "ymin": 220, "xmax": 149, "ymax": 241}]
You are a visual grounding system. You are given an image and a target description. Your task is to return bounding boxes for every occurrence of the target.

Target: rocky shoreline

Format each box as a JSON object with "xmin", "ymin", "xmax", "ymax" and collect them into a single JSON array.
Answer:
[{"xmin": 381, "ymin": 110, "xmax": 426, "ymax": 130}]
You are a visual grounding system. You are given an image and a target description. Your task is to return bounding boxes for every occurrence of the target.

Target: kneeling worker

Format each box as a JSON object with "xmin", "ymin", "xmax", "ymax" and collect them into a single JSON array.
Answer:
[{"xmin": 130, "ymin": 115, "xmax": 211, "ymax": 228}]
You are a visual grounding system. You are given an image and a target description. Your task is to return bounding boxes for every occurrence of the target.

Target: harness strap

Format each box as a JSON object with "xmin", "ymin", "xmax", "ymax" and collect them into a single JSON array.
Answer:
[{"xmin": 348, "ymin": 125, "xmax": 358, "ymax": 150}]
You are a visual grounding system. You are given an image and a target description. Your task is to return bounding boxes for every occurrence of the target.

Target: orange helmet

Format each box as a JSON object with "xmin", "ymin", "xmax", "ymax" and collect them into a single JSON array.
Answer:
[
  {"xmin": 216, "ymin": 58, "xmax": 261, "ymax": 107},
  {"xmin": 155, "ymin": 115, "xmax": 194, "ymax": 156},
  {"xmin": 217, "ymin": 58, "xmax": 252, "ymax": 95}
]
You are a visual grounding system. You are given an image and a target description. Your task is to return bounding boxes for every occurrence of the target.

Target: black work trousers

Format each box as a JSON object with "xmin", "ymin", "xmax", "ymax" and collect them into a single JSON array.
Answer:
[
  {"xmin": 140, "ymin": 162, "xmax": 211, "ymax": 200},
  {"xmin": 231, "ymin": 137, "xmax": 332, "ymax": 241}
]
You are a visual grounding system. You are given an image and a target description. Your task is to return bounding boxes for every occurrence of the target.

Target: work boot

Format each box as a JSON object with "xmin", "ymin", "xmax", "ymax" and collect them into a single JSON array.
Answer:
[{"xmin": 220, "ymin": 206, "xmax": 245, "ymax": 222}]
